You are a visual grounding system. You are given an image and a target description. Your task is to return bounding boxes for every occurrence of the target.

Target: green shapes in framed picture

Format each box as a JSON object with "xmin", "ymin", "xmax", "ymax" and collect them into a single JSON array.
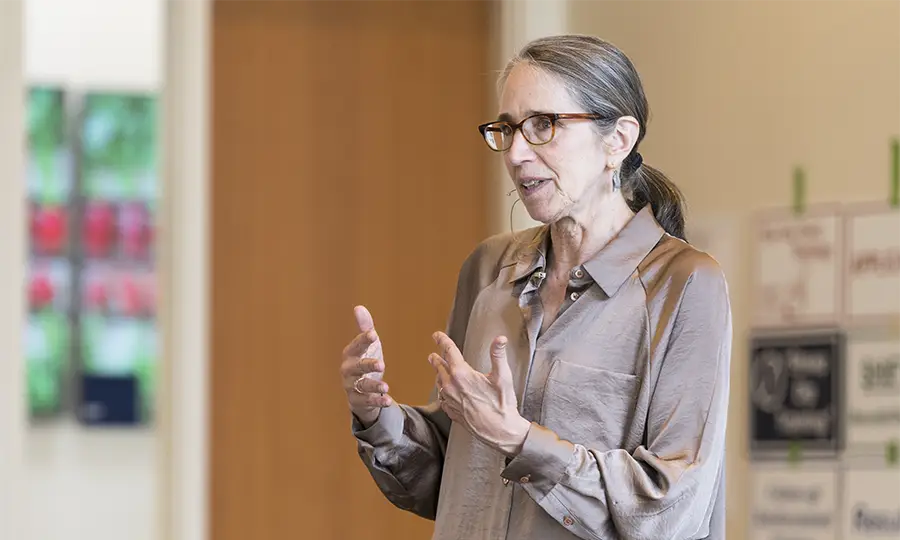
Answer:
[
  {"xmin": 76, "ymin": 91, "xmax": 159, "ymax": 427},
  {"xmin": 80, "ymin": 93, "xmax": 157, "ymax": 203},
  {"xmin": 24, "ymin": 86, "xmax": 76, "ymax": 421}
]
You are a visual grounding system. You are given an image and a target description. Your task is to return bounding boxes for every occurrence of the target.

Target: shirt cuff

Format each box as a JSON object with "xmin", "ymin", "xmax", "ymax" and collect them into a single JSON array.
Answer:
[
  {"xmin": 351, "ymin": 403, "xmax": 406, "ymax": 447},
  {"xmin": 500, "ymin": 422, "xmax": 575, "ymax": 499}
]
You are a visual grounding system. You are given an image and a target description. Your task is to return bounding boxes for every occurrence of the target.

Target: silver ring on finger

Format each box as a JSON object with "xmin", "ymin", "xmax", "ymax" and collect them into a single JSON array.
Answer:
[{"xmin": 353, "ymin": 376, "xmax": 365, "ymax": 394}]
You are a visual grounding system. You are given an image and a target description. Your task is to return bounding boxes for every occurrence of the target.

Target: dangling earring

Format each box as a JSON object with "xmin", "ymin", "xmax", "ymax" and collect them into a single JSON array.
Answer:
[{"xmin": 611, "ymin": 169, "xmax": 621, "ymax": 191}]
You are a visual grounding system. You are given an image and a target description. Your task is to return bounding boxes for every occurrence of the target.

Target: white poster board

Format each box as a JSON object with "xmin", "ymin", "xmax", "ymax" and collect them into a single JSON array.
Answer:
[
  {"xmin": 686, "ymin": 213, "xmax": 740, "ymax": 282},
  {"xmin": 750, "ymin": 463, "xmax": 839, "ymax": 540},
  {"xmin": 845, "ymin": 337, "xmax": 900, "ymax": 454},
  {"xmin": 841, "ymin": 467, "xmax": 900, "ymax": 539},
  {"xmin": 844, "ymin": 203, "xmax": 900, "ymax": 324},
  {"xmin": 753, "ymin": 206, "xmax": 842, "ymax": 328}
]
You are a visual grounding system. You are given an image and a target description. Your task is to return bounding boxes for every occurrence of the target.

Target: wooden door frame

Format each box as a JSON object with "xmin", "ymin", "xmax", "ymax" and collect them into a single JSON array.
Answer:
[{"xmin": 158, "ymin": 2, "xmax": 212, "ymax": 540}]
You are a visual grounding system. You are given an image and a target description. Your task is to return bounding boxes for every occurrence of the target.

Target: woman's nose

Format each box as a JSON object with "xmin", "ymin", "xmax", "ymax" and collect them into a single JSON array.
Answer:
[{"xmin": 505, "ymin": 129, "xmax": 536, "ymax": 165}]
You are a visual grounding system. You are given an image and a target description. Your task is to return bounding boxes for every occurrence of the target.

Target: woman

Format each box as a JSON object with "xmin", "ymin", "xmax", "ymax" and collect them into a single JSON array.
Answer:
[{"xmin": 340, "ymin": 34, "xmax": 731, "ymax": 540}]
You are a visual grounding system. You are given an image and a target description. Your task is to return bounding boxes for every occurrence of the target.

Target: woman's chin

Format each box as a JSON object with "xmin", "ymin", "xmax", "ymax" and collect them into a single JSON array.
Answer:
[{"xmin": 522, "ymin": 204, "xmax": 560, "ymax": 225}]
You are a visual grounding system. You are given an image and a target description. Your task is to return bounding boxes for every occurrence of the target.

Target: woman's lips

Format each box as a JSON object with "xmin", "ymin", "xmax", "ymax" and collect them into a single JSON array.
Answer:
[{"xmin": 519, "ymin": 177, "xmax": 551, "ymax": 196}]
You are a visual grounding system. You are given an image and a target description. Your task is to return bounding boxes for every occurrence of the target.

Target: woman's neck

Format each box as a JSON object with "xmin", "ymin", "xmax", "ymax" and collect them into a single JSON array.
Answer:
[{"xmin": 548, "ymin": 196, "xmax": 634, "ymax": 269}]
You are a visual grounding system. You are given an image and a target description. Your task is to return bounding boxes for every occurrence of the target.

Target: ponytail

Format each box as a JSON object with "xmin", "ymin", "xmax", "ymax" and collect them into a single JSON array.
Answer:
[{"xmin": 626, "ymin": 163, "xmax": 687, "ymax": 241}]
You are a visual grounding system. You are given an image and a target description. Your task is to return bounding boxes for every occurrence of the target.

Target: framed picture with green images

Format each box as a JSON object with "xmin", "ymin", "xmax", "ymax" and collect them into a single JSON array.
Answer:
[
  {"xmin": 25, "ymin": 86, "xmax": 74, "ymax": 418},
  {"xmin": 77, "ymin": 92, "xmax": 159, "ymax": 426}
]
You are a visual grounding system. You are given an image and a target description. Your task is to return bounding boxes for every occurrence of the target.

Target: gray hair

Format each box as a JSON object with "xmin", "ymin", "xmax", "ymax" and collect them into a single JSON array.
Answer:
[{"xmin": 500, "ymin": 34, "xmax": 686, "ymax": 240}]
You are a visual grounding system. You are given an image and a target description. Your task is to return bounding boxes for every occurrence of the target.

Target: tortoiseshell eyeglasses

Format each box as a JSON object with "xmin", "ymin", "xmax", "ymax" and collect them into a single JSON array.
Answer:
[{"xmin": 477, "ymin": 113, "xmax": 603, "ymax": 152}]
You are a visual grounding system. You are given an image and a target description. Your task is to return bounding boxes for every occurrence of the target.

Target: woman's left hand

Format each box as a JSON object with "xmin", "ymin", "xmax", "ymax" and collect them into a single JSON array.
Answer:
[{"xmin": 429, "ymin": 331, "xmax": 531, "ymax": 457}]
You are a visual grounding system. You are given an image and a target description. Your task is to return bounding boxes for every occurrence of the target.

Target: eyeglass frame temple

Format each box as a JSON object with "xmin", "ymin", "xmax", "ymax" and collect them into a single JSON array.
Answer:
[{"xmin": 477, "ymin": 113, "xmax": 603, "ymax": 150}]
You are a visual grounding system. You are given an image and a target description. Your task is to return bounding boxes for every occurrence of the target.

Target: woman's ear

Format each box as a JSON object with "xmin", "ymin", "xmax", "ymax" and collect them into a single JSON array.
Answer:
[{"xmin": 603, "ymin": 116, "xmax": 640, "ymax": 169}]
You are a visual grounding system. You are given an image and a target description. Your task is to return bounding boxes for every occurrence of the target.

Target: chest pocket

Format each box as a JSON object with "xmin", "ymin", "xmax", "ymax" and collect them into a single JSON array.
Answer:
[{"xmin": 540, "ymin": 358, "xmax": 641, "ymax": 451}]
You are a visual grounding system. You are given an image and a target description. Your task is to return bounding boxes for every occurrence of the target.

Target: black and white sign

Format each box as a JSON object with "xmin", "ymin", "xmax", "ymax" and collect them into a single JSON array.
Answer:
[
  {"xmin": 750, "ymin": 331, "xmax": 844, "ymax": 456},
  {"xmin": 846, "ymin": 337, "xmax": 900, "ymax": 454},
  {"xmin": 842, "ymin": 467, "xmax": 900, "ymax": 539},
  {"xmin": 750, "ymin": 463, "xmax": 839, "ymax": 540}
]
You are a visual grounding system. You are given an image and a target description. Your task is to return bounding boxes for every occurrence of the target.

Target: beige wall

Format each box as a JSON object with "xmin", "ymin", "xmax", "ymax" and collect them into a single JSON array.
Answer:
[
  {"xmin": 18, "ymin": 2, "xmax": 165, "ymax": 539},
  {"xmin": 0, "ymin": 2, "xmax": 208, "ymax": 539},
  {"xmin": 25, "ymin": 0, "xmax": 163, "ymax": 90},
  {"xmin": 0, "ymin": 2, "xmax": 26, "ymax": 540},
  {"xmin": 569, "ymin": 1, "xmax": 900, "ymax": 538}
]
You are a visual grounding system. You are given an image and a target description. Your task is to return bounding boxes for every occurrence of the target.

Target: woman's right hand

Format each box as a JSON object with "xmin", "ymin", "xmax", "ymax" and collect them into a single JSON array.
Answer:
[{"xmin": 342, "ymin": 305, "xmax": 393, "ymax": 427}]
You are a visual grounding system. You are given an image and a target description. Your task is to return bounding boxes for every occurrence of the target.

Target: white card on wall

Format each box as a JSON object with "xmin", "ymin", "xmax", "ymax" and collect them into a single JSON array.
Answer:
[
  {"xmin": 753, "ymin": 206, "xmax": 842, "ymax": 328},
  {"xmin": 844, "ymin": 204, "xmax": 900, "ymax": 323},
  {"xmin": 749, "ymin": 463, "xmax": 839, "ymax": 540},
  {"xmin": 686, "ymin": 213, "xmax": 740, "ymax": 282},
  {"xmin": 841, "ymin": 467, "xmax": 900, "ymax": 539},
  {"xmin": 845, "ymin": 337, "xmax": 900, "ymax": 454}
]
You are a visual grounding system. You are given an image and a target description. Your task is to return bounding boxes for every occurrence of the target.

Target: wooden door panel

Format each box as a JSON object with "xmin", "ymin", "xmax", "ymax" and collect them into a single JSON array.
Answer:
[{"xmin": 210, "ymin": 2, "xmax": 492, "ymax": 539}]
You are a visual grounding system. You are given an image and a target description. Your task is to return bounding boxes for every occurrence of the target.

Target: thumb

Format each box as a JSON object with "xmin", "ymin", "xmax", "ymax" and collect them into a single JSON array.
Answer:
[
  {"xmin": 489, "ymin": 336, "xmax": 512, "ymax": 386},
  {"xmin": 354, "ymin": 305, "xmax": 376, "ymax": 334}
]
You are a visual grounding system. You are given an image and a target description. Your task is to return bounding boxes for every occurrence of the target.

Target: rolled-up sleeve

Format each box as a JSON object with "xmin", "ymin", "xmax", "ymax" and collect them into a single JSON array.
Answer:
[
  {"xmin": 500, "ymin": 262, "xmax": 732, "ymax": 540},
  {"xmin": 352, "ymin": 398, "xmax": 450, "ymax": 520}
]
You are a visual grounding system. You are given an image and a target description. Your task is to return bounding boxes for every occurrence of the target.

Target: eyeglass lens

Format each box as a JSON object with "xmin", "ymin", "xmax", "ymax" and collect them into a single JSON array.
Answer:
[{"xmin": 484, "ymin": 115, "xmax": 554, "ymax": 150}]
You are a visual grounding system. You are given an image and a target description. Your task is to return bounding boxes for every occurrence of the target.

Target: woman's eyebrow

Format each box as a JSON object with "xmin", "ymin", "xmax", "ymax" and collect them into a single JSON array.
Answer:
[{"xmin": 496, "ymin": 110, "xmax": 545, "ymax": 123}]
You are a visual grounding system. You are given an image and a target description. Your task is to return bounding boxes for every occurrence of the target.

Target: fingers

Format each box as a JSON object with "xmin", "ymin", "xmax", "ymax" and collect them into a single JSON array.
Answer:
[
  {"xmin": 352, "ymin": 375, "xmax": 389, "ymax": 395},
  {"xmin": 344, "ymin": 306, "xmax": 392, "ymax": 414},
  {"xmin": 489, "ymin": 335, "xmax": 512, "ymax": 385},
  {"xmin": 428, "ymin": 353, "xmax": 450, "ymax": 385},
  {"xmin": 354, "ymin": 305, "xmax": 376, "ymax": 333},
  {"xmin": 432, "ymin": 331, "xmax": 463, "ymax": 369},
  {"xmin": 490, "ymin": 335, "xmax": 508, "ymax": 355},
  {"xmin": 346, "ymin": 371, "xmax": 392, "ymax": 409},
  {"xmin": 428, "ymin": 353, "xmax": 454, "ymax": 404},
  {"xmin": 342, "ymin": 356, "xmax": 384, "ymax": 379},
  {"xmin": 349, "ymin": 389, "xmax": 394, "ymax": 409},
  {"xmin": 429, "ymin": 355, "xmax": 462, "ymax": 419},
  {"xmin": 343, "ymin": 328, "xmax": 378, "ymax": 360}
]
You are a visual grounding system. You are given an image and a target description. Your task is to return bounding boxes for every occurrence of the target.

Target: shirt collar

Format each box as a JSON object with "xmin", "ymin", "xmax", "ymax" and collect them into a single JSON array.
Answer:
[
  {"xmin": 506, "ymin": 226, "xmax": 550, "ymax": 284},
  {"xmin": 505, "ymin": 205, "xmax": 665, "ymax": 296}
]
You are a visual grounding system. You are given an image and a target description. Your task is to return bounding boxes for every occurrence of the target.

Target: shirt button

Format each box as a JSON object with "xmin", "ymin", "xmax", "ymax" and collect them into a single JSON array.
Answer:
[
  {"xmin": 519, "ymin": 475, "xmax": 530, "ymax": 483},
  {"xmin": 569, "ymin": 291, "xmax": 579, "ymax": 301},
  {"xmin": 572, "ymin": 268, "xmax": 584, "ymax": 279},
  {"xmin": 563, "ymin": 516, "xmax": 574, "ymax": 526}
]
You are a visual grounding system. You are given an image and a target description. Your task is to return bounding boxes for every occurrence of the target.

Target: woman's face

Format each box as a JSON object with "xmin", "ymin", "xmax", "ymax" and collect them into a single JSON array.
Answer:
[{"xmin": 498, "ymin": 64, "xmax": 614, "ymax": 224}]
